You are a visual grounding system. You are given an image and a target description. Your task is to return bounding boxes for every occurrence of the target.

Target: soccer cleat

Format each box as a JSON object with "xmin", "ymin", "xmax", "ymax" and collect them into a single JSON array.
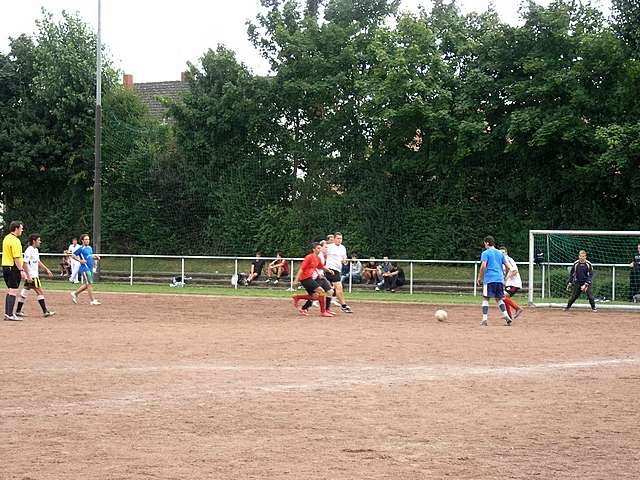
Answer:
[
  {"xmin": 320, "ymin": 311, "xmax": 334, "ymax": 318},
  {"xmin": 273, "ymin": 279, "xmax": 279, "ymax": 285},
  {"xmin": 70, "ymin": 292, "xmax": 78, "ymax": 304},
  {"xmin": 374, "ymin": 286, "xmax": 380, "ymax": 291},
  {"xmin": 43, "ymin": 311, "xmax": 56, "ymax": 317},
  {"xmin": 513, "ymin": 309, "xmax": 524, "ymax": 320},
  {"xmin": 480, "ymin": 319, "xmax": 488, "ymax": 326},
  {"xmin": 298, "ymin": 308, "xmax": 309, "ymax": 316},
  {"xmin": 14, "ymin": 311, "xmax": 26, "ymax": 317},
  {"xmin": 4, "ymin": 314, "xmax": 22, "ymax": 321},
  {"xmin": 340, "ymin": 305, "xmax": 353, "ymax": 314},
  {"xmin": 90, "ymin": 299, "xmax": 101, "ymax": 305},
  {"xmin": 591, "ymin": 308, "xmax": 598, "ymax": 313},
  {"xmin": 325, "ymin": 310, "xmax": 336, "ymax": 316},
  {"xmin": 563, "ymin": 307, "xmax": 570, "ymax": 311},
  {"xmin": 505, "ymin": 317, "xmax": 512, "ymax": 326}
]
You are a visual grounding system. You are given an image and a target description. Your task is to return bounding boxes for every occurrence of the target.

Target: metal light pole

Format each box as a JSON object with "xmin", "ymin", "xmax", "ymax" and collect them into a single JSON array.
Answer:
[{"xmin": 93, "ymin": 0, "xmax": 102, "ymax": 255}]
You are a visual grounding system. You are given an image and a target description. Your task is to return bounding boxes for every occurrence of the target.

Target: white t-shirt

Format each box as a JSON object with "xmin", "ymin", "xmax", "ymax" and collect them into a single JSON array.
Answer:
[
  {"xmin": 68, "ymin": 243, "xmax": 81, "ymax": 254},
  {"xmin": 24, "ymin": 246, "xmax": 40, "ymax": 278},
  {"xmin": 503, "ymin": 254, "xmax": 522, "ymax": 288},
  {"xmin": 326, "ymin": 243, "xmax": 347, "ymax": 271},
  {"xmin": 314, "ymin": 252, "xmax": 325, "ymax": 279}
]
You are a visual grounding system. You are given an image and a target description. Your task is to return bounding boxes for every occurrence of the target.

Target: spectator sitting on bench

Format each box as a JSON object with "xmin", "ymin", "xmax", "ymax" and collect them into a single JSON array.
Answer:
[
  {"xmin": 244, "ymin": 251, "xmax": 265, "ymax": 286},
  {"xmin": 341, "ymin": 253, "xmax": 362, "ymax": 284},
  {"xmin": 381, "ymin": 262, "xmax": 405, "ymax": 292},
  {"xmin": 375, "ymin": 256, "xmax": 393, "ymax": 291},
  {"xmin": 363, "ymin": 257, "xmax": 379, "ymax": 285},
  {"xmin": 60, "ymin": 250, "xmax": 71, "ymax": 277},
  {"xmin": 266, "ymin": 251, "xmax": 289, "ymax": 285}
]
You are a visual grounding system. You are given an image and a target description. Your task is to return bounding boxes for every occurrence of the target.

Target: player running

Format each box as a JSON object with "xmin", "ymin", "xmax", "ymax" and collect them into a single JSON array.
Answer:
[
  {"xmin": 499, "ymin": 246, "xmax": 523, "ymax": 320},
  {"xmin": 70, "ymin": 234, "xmax": 101, "ymax": 305},
  {"xmin": 325, "ymin": 232, "xmax": 353, "ymax": 313},
  {"xmin": 14, "ymin": 234, "xmax": 55, "ymax": 318},
  {"xmin": 291, "ymin": 242, "xmax": 333, "ymax": 317}
]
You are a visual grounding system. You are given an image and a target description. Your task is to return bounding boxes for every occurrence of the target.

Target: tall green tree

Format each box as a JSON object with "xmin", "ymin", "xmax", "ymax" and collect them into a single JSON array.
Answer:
[{"xmin": 0, "ymin": 10, "xmax": 116, "ymax": 248}]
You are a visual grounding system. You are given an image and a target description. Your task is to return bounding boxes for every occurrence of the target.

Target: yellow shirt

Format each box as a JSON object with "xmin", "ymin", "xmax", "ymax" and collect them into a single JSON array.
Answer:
[{"xmin": 2, "ymin": 233, "xmax": 23, "ymax": 267}]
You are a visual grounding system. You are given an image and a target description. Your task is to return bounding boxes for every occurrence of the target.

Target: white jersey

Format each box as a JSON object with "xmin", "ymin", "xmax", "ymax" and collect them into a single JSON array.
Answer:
[
  {"xmin": 69, "ymin": 243, "xmax": 81, "ymax": 254},
  {"xmin": 503, "ymin": 254, "xmax": 522, "ymax": 288},
  {"xmin": 326, "ymin": 243, "xmax": 347, "ymax": 271},
  {"xmin": 24, "ymin": 246, "xmax": 40, "ymax": 278},
  {"xmin": 314, "ymin": 252, "xmax": 325, "ymax": 279}
]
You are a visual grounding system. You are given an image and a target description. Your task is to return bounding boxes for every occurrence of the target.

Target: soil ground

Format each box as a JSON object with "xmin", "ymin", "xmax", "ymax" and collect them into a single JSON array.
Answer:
[{"xmin": 1, "ymin": 291, "xmax": 639, "ymax": 479}]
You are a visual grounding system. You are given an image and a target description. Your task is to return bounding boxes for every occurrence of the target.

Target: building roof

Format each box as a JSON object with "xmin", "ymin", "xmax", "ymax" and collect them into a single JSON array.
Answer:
[{"xmin": 133, "ymin": 81, "xmax": 189, "ymax": 121}]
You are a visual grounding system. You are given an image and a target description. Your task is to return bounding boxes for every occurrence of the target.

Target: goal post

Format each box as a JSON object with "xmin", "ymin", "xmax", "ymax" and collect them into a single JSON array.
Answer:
[{"xmin": 528, "ymin": 230, "xmax": 640, "ymax": 309}]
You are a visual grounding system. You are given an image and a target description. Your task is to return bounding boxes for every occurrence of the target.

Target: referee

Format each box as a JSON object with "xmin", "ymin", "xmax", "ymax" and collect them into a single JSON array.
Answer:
[{"xmin": 3, "ymin": 221, "xmax": 27, "ymax": 321}]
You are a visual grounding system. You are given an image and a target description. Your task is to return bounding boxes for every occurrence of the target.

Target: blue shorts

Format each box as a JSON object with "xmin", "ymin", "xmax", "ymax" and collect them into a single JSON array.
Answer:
[{"xmin": 483, "ymin": 282, "xmax": 504, "ymax": 299}]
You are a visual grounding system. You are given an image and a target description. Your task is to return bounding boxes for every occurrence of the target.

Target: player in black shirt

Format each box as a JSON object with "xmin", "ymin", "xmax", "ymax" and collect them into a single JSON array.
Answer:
[{"xmin": 564, "ymin": 250, "xmax": 597, "ymax": 312}]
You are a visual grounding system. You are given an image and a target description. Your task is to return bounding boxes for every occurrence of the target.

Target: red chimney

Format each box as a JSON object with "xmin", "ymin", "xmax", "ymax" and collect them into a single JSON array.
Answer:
[{"xmin": 123, "ymin": 74, "xmax": 134, "ymax": 89}]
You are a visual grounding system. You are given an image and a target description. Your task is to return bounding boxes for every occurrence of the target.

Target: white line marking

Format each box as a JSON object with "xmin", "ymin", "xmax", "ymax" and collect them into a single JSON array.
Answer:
[{"xmin": 1, "ymin": 357, "xmax": 638, "ymax": 416}]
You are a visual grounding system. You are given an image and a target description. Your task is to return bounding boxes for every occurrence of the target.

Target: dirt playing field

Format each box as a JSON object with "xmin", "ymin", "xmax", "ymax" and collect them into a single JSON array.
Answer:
[{"xmin": 1, "ymin": 291, "xmax": 639, "ymax": 479}]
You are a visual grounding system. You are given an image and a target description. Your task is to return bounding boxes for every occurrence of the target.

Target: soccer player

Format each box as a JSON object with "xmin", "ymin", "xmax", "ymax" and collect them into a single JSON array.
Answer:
[
  {"xmin": 477, "ymin": 235, "xmax": 512, "ymax": 326},
  {"xmin": 325, "ymin": 232, "xmax": 353, "ymax": 313},
  {"xmin": 291, "ymin": 242, "xmax": 332, "ymax": 317},
  {"xmin": 2, "ymin": 221, "xmax": 27, "ymax": 321},
  {"xmin": 564, "ymin": 250, "xmax": 597, "ymax": 312},
  {"xmin": 499, "ymin": 246, "xmax": 523, "ymax": 320},
  {"xmin": 15, "ymin": 234, "xmax": 55, "ymax": 317},
  {"xmin": 70, "ymin": 234, "xmax": 101, "ymax": 305}
]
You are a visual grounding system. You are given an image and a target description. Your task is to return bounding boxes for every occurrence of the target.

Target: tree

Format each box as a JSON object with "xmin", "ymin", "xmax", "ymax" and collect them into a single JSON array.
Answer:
[{"xmin": 0, "ymin": 10, "xmax": 117, "ymax": 248}]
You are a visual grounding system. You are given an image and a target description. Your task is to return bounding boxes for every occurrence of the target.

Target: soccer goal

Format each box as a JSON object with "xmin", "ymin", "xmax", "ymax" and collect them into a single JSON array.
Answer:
[{"xmin": 528, "ymin": 230, "xmax": 640, "ymax": 309}]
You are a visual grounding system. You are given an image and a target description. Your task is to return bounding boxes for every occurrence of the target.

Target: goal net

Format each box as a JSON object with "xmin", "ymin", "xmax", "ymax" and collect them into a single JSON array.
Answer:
[{"xmin": 528, "ymin": 230, "xmax": 640, "ymax": 309}]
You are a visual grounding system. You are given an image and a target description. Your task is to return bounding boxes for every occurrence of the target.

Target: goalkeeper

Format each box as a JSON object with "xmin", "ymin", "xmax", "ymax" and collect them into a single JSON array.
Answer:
[{"xmin": 564, "ymin": 250, "xmax": 597, "ymax": 312}]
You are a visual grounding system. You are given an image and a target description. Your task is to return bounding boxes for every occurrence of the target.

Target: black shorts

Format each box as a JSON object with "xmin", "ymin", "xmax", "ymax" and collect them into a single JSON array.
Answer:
[
  {"xmin": 301, "ymin": 278, "xmax": 321, "ymax": 295},
  {"xmin": 316, "ymin": 277, "xmax": 332, "ymax": 292},
  {"xmin": 24, "ymin": 277, "xmax": 43, "ymax": 290},
  {"xmin": 3, "ymin": 266, "xmax": 21, "ymax": 289},
  {"xmin": 505, "ymin": 286, "xmax": 520, "ymax": 296},
  {"xmin": 325, "ymin": 269, "xmax": 341, "ymax": 283}
]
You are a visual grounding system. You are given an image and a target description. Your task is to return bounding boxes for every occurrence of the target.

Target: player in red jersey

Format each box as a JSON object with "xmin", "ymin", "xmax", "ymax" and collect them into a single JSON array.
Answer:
[{"xmin": 291, "ymin": 242, "xmax": 333, "ymax": 317}]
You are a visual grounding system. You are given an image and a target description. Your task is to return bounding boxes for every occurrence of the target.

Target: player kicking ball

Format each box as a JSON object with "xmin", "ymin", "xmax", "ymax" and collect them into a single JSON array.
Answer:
[
  {"xmin": 70, "ymin": 234, "xmax": 101, "ymax": 305},
  {"xmin": 15, "ymin": 234, "xmax": 55, "ymax": 318}
]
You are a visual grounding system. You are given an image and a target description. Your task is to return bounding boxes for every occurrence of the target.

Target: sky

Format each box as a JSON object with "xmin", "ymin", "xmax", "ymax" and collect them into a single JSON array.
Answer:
[{"xmin": 1, "ymin": 0, "xmax": 612, "ymax": 83}]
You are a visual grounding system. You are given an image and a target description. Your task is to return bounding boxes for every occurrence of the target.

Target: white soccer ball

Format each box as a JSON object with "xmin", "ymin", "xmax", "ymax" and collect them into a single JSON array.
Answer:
[{"xmin": 435, "ymin": 309, "xmax": 448, "ymax": 322}]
